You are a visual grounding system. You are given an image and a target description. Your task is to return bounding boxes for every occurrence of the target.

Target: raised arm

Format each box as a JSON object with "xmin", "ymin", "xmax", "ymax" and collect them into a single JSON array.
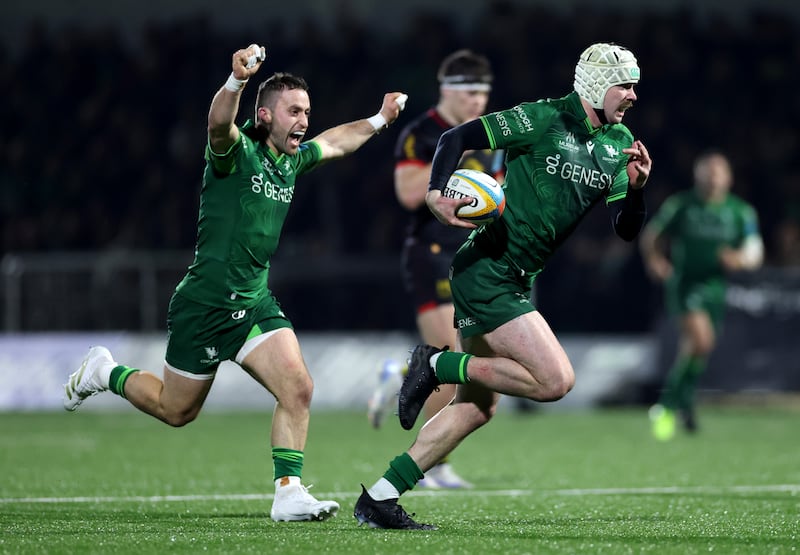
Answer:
[
  {"xmin": 207, "ymin": 44, "xmax": 266, "ymax": 154},
  {"xmin": 311, "ymin": 93, "xmax": 408, "ymax": 161}
]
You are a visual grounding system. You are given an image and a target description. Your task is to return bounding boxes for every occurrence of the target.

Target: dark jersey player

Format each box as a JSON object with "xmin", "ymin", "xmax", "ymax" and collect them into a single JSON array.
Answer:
[{"xmin": 367, "ymin": 50, "xmax": 501, "ymax": 490}]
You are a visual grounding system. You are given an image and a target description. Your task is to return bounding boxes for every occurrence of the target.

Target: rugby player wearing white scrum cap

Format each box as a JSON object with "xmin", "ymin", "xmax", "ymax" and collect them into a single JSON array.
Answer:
[{"xmin": 355, "ymin": 43, "xmax": 651, "ymax": 530}]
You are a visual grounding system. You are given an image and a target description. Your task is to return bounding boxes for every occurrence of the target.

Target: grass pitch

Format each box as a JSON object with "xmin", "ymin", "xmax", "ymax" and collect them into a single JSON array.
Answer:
[{"xmin": 1, "ymin": 406, "xmax": 798, "ymax": 554}]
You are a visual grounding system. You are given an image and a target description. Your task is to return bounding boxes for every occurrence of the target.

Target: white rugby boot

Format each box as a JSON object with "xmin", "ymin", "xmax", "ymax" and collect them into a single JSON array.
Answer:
[
  {"xmin": 270, "ymin": 483, "xmax": 340, "ymax": 522},
  {"xmin": 63, "ymin": 346, "xmax": 115, "ymax": 411}
]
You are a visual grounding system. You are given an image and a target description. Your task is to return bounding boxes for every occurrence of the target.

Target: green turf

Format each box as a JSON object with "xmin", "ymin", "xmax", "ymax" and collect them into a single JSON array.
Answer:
[{"xmin": 1, "ymin": 407, "xmax": 798, "ymax": 554}]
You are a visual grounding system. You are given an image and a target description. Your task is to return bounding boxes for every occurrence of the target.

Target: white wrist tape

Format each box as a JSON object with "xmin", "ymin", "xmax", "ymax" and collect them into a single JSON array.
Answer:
[
  {"xmin": 367, "ymin": 112, "xmax": 387, "ymax": 131},
  {"xmin": 224, "ymin": 73, "xmax": 248, "ymax": 92}
]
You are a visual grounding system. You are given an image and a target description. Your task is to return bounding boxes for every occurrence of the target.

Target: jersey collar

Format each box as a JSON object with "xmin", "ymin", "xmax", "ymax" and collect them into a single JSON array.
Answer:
[
  {"xmin": 242, "ymin": 119, "xmax": 289, "ymax": 175},
  {"xmin": 566, "ymin": 91, "xmax": 611, "ymax": 136}
]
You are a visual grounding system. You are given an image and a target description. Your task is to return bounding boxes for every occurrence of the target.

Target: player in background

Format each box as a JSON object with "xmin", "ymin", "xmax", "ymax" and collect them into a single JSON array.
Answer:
[
  {"xmin": 63, "ymin": 43, "xmax": 407, "ymax": 523},
  {"xmin": 641, "ymin": 151, "xmax": 763, "ymax": 440},
  {"xmin": 353, "ymin": 42, "xmax": 652, "ymax": 530},
  {"xmin": 366, "ymin": 50, "xmax": 502, "ymax": 490}
]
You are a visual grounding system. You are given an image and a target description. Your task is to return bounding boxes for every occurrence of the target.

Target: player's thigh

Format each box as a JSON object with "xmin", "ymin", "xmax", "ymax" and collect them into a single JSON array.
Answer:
[
  {"xmin": 161, "ymin": 365, "xmax": 215, "ymax": 415},
  {"xmin": 478, "ymin": 311, "xmax": 574, "ymax": 382},
  {"xmin": 671, "ymin": 279, "xmax": 722, "ymax": 351},
  {"xmin": 239, "ymin": 328, "xmax": 312, "ymax": 400},
  {"xmin": 680, "ymin": 310, "xmax": 716, "ymax": 355},
  {"xmin": 416, "ymin": 303, "xmax": 457, "ymax": 348}
]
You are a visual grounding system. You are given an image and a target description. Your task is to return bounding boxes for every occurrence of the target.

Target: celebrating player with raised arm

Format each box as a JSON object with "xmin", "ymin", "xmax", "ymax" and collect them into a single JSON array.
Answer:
[{"xmin": 63, "ymin": 43, "xmax": 406, "ymax": 523}]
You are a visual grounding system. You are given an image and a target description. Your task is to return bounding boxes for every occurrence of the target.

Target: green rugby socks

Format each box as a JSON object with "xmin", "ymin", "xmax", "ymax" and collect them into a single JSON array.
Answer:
[
  {"xmin": 661, "ymin": 355, "xmax": 705, "ymax": 410},
  {"xmin": 432, "ymin": 351, "xmax": 472, "ymax": 384},
  {"xmin": 109, "ymin": 365, "xmax": 138, "ymax": 398},
  {"xmin": 677, "ymin": 356, "xmax": 705, "ymax": 409},
  {"xmin": 272, "ymin": 447, "xmax": 304, "ymax": 481},
  {"xmin": 384, "ymin": 453, "xmax": 425, "ymax": 495}
]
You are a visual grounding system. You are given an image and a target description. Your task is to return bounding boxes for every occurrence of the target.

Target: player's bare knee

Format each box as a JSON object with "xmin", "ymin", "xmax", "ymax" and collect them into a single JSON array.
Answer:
[
  {"xmin": 537, "ymin": 368, "xmax": 575, "ymax": 401},
  {"xmin": 472, "ymin": 403, "xmax": 496, "ymax": 428},
  {"xmin": 163, "ymin": 407, "xmax": 200, "ymax": 428},
  {"xmin": 278, "ymin": 373, "xmax": 314, "ymax": 410},
  {"xmin": 553, "ymin": 376, "xmax": 575, "ymax": 400},
  {"xmin": 694, "ymin": 337, "xmax": 715, "ymax": 357},
  {"xmin": 296, "ymin": 375, "xmax": 314, "ymax": 406},
  {"xmin": 454, "ymin": 399, "xmax": 495, "ymax": 430},
  {"xmin": 479, "ymin": 403, "xmax": 497, "ymax": 426},
  {"xmin": 469, "ymin": 412, "xmax": 492, "ymax": 432}
]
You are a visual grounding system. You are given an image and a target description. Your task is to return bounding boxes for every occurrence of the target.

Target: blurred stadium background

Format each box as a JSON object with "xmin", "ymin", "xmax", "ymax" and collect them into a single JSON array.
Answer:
[{"xmin": 1, "ymin": 0, "xmax": 798, "ymax": 410}]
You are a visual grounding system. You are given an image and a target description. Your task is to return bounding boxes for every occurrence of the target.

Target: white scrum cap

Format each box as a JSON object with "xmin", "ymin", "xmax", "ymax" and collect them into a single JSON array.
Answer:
[{"xmin": 574, "ymin": 43, "xmax": 640, "ymax": 109}]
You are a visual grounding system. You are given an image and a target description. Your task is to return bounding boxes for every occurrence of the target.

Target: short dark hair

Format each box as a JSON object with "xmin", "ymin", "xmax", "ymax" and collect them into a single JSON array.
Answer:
[
  {"xmin": 437, "ymin": 49, "xmax": 493, "ymax": 85},
  {"xmin": 256, "ymin": 72, "xmax": 309, "ymax": 110}
]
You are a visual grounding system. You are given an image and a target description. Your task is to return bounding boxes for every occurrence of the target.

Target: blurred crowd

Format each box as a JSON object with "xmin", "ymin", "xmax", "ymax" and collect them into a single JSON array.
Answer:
[{"xmin": 1, "ymin": 2, "xmax": 799, "ymax": 331}]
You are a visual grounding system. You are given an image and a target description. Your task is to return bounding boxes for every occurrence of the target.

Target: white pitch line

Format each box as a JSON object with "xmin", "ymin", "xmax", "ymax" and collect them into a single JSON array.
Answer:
[
  {"xmin": 0, "ymin": 493, "xmax": 274, "ymax": 504},
  {"xmin": 550, "ymin": 484, "xmax": 800, "ymax": 495},
  {"xmin": 1, "ymin": 484, "xmax": 798, "ymax": 505}
]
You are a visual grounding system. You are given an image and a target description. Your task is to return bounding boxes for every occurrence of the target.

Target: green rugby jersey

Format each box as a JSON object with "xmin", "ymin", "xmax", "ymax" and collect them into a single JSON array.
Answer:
[
  {"xmin": 176, "ymin": 120, "xmax": 323, "ymax": 309},
  {"xmin": 648, "ymin": 189, "xmax": 760, "ymax": 282},
  {"xmin": 477, "ymin": 92, "xmax": 634, "ymax": 273}
]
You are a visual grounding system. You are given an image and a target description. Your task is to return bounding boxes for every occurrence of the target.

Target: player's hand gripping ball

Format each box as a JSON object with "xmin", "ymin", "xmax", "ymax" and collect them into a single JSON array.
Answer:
[{"xmin": 443, "ymin": 169, "xmax": 506, "ymax": 225}]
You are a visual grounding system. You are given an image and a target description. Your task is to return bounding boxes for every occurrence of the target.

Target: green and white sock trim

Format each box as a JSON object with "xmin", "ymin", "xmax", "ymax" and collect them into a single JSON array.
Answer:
[
  {"xmin": 109, "ymin": 365, "xmax": 138, "ymax": 398},
  {"xmin": 433, "ymin": 351, "xmax": 473, "ymax": 384}
]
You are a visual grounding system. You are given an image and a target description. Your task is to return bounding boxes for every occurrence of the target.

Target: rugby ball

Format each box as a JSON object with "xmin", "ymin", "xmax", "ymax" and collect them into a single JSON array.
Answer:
[{"xmin": 443, "ymin": 169, "xmax": 505, "ymax": 225}]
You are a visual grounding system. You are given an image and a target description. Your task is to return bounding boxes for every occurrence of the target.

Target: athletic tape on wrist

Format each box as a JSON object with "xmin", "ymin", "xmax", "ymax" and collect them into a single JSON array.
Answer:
[
  {"xmin": 224, "ymin": 73, "xmax": 248, "ymax": 92},
  {"xmin": 367, "ymin": 112, "xmax": 387, "ymax": 131}
]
